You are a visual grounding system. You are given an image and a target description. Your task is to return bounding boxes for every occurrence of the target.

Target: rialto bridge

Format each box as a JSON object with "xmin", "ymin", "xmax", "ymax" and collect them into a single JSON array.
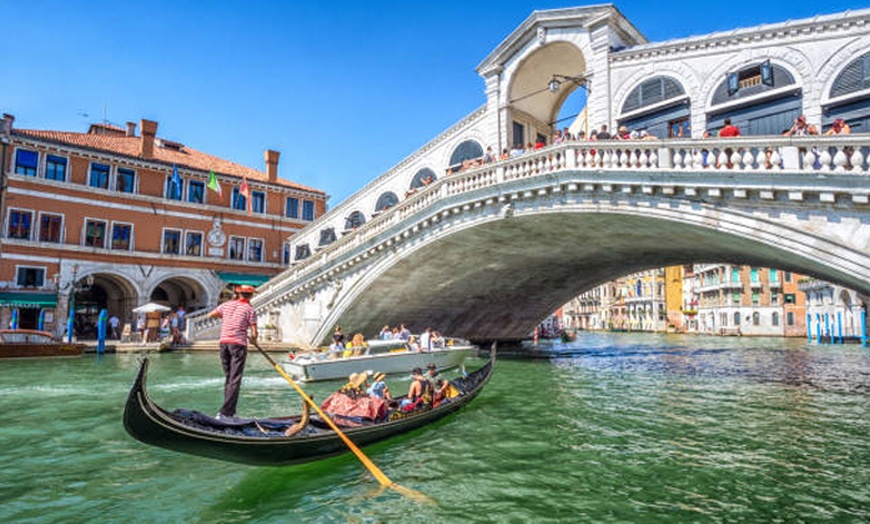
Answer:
[{"xmin": 187, "ymin": 5, "xmax": 870, "ymax": 346}]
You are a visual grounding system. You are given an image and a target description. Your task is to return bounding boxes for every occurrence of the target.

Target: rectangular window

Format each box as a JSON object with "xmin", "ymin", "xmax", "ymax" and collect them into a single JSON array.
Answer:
[
  {"xmin": 283, "ymin": 242, "xmax": 291, "ymax": 265},
  {"xmin": 228, "ymin": 236, "xmax": 245, "ymax": 260},
  {"xmin": 162, "ymin": 229, "xmax": 181, "ymax": 254},
  {"xmin": 251, "ymin": 191, "xmax": 265, "ymax": 214},
  {"xmin": 89, "ymin": 163, "xmax": 110, "ymax": 189},
  {"xmin": 165, "ymin": 175, "xmax": 184, "ymax": 200},
  {"xmin": 771, "ymin": 292, "xmax": 779, "ymax": 305},
  {"xmin": 752, "ymin": 292, "xmax": 760, "ymax": 304},
  {"xmin": 302, "ymin": 200, "xmax": 315, "ymax": 221},
  {"xmin": 248, "ymin": 238, "xmax": 263, "ymax": 262},
  {"xmin": 732, "ymin": 293, "xmax": 740, "ymax": 304},
  {"xmin": 231, "ymin": 188, "xmax": 247, "ymax": 211},
  {"xmin": 185, "ymin": 231, "xmax": 203, "ymax": 256},
  {"xmin": 8, "ymin": 209, "xmax": 33, "ymax": 239},
  {"xmin": 14, "ymin": 149, "xmax": 38, "ymax": 176},
  {"xmin": 45, "ymin": 155, "xmax": 67, "ymax": 181},
  {"xmin": 111, "ymin": 223, "xmax": 132, "ymax": 250},
  {"xmin": 769, "ymin": 268, "xmax": 778, "ymax": 283},
  {"xmin": 116, "ymin": 168, "xmax": 136, "ymax": 193},
  {"xmin": 750, "ymin": 267, "xmax": 759, "ymax": 283},
  {"xmin": 512, "ymin": 121, "xmax": 525, "ymax": 148},
  {"xmin": 784, "ymin": 293, "xmax": 796, "ymax": 304},
  {"xmin": 787, "ymin": 312, "xmax": 795, "ymax": 326},
  {"xmin": 784, "ymin": 271, "xmax": 792, "ymax": 283},
  {"xmin": 188, "ymin": 180, "xmax": 205, "ymax": 204},
  {"xmin": 16, "ymin": 267, "xmax": 45, "ymax": 287},
  {"xmin": 731, "ymin": 267, "xmax": 739, "ymax": 283},
  {"xmin": 285, "ymin": 197, "xmax": 299, "ymax": 219},
  {"xmin": 39, "ymin": 213, "xmax": 63, "ymax": 243},
  {"xmin": 84, "ymin": 219, "xmax": 107, "ymax": 248}
]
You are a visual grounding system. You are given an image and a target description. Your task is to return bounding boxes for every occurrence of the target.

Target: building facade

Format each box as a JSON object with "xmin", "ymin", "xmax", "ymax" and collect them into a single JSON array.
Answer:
[
  {"xmin": 0, "ymin": 115, "xmax": 326, "ymax": 338},
  {"xmin": 799, "ymin": 278, "xmax": 866, "ymax": 342},
  {"xmin": 565, "ymin": 264, "xmax": 812, "ymax": 337}
]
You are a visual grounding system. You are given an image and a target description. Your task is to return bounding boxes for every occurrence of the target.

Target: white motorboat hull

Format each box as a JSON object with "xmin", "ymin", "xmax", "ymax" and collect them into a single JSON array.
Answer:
[{"xmin": 281, "ymin": 345, "xmax": 477, "ymax": 382}]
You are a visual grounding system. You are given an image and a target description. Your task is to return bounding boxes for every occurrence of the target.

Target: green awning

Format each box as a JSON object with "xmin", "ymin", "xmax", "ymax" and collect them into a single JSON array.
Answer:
[
  {"xmin": 216, "ymin": 272, "xmax": 272, "ymax": 287},
  {"xmin": 0, "ymin": 292, "xmax": 58, "ymax": 309}
]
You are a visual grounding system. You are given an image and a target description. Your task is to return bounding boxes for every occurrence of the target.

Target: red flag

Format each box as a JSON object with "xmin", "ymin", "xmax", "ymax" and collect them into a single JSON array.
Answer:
[{"xmin": 240, "ymin": 177, "xmax": 251, "ymax": 215}]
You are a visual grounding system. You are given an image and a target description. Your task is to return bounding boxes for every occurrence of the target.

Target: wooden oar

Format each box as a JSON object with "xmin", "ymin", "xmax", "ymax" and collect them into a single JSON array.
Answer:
[{"xmin": 250, "ymin": 339, "xmax": 432, "ymax": 504}]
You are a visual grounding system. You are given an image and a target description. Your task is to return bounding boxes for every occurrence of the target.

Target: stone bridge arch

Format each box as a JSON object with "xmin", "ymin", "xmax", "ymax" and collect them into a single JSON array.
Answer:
[{"xmin": 306, "ymin": 180, "xmax": 870, "ymax": 344}]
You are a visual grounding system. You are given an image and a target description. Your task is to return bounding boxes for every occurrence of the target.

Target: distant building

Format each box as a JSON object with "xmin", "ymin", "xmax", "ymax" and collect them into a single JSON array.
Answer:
[
  {"xmin": 799, "ymin": 278, "xmax": 866, "ymax": 342},
  {"xmin": 0, "ymin": 115, "xmax": 326, "ymax": 338},
  {"xmin": 565, "ymin": 264, "xmax": 814, "ymax": 337}
]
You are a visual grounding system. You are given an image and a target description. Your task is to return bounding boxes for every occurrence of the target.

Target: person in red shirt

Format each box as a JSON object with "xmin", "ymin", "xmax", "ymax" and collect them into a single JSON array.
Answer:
[
  {"xmin": 208, "ymin": 285, "xmax": 258, "ymax": 419},
  {"xmin": 718, "ymin": 118, "xmax": 741, "ymax": 137}
]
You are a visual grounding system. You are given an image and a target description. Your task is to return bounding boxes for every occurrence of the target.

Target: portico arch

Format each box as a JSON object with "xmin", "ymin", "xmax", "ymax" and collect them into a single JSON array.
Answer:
[{"xmin": 148, "ymin": 275, "xmax": 209, "ymax": 314}]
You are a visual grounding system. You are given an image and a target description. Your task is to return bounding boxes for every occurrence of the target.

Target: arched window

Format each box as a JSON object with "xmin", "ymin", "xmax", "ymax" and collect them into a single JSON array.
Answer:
[
  {"xmin": 318, "ymin": 228, "xmax": 336, "ymax": 247},
  {"xmin": 733, "ymin": 312, "xmax": 741, "ymax": 326},
  {"xmin": 772, "ymin": 312, "xmax": 780, "ymax": 326},
  {"xmin": 708, "ymin": 61, "xmax": 800, "ymax": 136},
  {"xmin": 345, "ymin": 211, "xmax": 365, "ymax": 231},
  {"xmin": 830, "ymin": 52, "xmax": 870, "ymax": 99},
  {"xmin": 635, "ymin": 279, "xmax": 643, "ymax": 297},
  {"xmin": 711, "ymin": 62, "xmax": 796, "ymax": 106},
  {"xmin": 752, "ymin": 312, "xmax": 760, "ymax": 326},
  {"xmin": 621, "ymin": 76, "xmax": 685, "ymax": 114},
  {"xmin": 410, "ymin": 168, "xmax": 437, "ymax": 189},
  {"xmin": 374, "ymin": 192, "xmax": 398, "ymax": 212},
  {"xmin": 295, "ymin": 244, "xmax": 311, "ymax": 261},
  {"xmin": 448, "ymin": 140, "xmax": 483, "ymax": 173}
]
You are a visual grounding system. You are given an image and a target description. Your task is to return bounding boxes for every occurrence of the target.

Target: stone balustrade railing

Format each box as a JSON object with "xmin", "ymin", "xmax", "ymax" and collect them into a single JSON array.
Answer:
[{"xmin": 187, "ymin": 134, "xmax": 870, "ymax": 341}]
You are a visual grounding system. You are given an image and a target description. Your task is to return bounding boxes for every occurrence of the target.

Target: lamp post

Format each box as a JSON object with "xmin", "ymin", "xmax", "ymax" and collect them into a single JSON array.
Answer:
[
  {"xmin": 547, "ymin": 73, "xmax": 591, "ymax": 136},
  {"xmin": 55, "ymin": 264, "xmax": 94, "ymax": 343}
]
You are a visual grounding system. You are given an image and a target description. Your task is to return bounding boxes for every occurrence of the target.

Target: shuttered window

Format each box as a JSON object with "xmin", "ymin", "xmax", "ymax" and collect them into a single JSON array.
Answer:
[
  {"xmin": 830, "ymin": 52, "xmax": 870, "ymax": 98},
  {"xmin": 621, "ymin": 77, "xmax": 685, "ymax": 114}
]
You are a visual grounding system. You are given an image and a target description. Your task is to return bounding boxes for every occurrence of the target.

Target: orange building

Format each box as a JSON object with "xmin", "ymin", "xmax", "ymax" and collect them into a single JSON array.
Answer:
[{"xmin": 0, "ymin": 114, "xmax": 326, "ymax": 338}]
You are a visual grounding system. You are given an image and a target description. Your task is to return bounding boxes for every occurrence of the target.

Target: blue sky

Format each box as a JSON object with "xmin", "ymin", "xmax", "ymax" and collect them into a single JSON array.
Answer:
[{"xmin": 2, "ymin": 0, "xmax": 866, "ymax": 204}]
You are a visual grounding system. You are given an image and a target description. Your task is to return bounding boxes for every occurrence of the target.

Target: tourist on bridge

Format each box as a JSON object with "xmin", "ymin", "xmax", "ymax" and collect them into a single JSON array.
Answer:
[
  {"xmin": 208, "ymin": 284, "xmax": 258, "ymax": 420},
  {"xmin": 783, "ymin": 114, "xmax": 818, "ymax": 136}
]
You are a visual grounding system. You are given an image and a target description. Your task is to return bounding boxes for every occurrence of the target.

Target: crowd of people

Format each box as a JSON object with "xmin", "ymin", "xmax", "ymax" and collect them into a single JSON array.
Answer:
[
  {"xmin": 323, "ymin": 324, "xmax": 448, "ymax": 358},
  {"xmin": 320, "ymin": 361, "xmax": 459, "ymax": 425},
  {"xmin": 444, "ymin": 114, "xmax": 854, "ymax": 175}
]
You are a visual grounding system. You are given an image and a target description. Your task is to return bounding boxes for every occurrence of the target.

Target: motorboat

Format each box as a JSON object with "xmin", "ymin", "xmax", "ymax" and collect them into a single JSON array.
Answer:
[
  {"xmin": 281, "ymin": 337, "xmax": 478, "ymax": 382},
  {"xmin": 0, "ymin": 329, "xmax": 85, "ymax": 358}
]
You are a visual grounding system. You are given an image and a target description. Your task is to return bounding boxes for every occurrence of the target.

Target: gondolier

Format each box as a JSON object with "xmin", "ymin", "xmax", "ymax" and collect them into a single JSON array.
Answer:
[{"xmin": 208, "ymin": 285, "xmax": 258, "ymax": 419}]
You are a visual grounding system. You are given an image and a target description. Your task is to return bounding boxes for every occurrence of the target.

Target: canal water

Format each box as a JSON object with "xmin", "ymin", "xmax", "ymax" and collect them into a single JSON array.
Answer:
[{"xmin": 1, "ymin": 333, "xmax": 867, "ymax": 523}]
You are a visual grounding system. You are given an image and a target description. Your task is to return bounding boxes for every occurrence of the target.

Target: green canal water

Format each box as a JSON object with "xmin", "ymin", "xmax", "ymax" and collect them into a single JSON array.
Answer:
[{"xmin": 1, "ymin": 333, "xmax": 868, "ymax": 523}]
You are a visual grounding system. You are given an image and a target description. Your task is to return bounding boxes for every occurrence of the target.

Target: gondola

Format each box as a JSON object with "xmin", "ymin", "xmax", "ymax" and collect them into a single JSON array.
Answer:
[{"xmin": 123, "ymin": 352, "xmax": 494, "ymax": 466}]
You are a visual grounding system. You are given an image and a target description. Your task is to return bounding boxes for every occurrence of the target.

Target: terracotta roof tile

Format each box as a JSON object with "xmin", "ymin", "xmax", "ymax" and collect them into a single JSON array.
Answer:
[{"xmin": 14, "ymin": 128, "xmax": 323, "ymax": 195}]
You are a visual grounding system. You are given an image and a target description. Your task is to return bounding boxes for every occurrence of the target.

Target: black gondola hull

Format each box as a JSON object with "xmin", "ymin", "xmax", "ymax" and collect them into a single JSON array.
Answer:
[{"xmin": 123, "ymin": 355, "xmax": 493, "ymax": 466}]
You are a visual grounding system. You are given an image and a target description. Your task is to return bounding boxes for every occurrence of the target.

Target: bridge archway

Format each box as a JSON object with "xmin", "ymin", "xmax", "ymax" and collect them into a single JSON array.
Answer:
[
  {"xmin": 410, "ymin": 168, "xmax": 437, "ymax": 190},
  {"xmin": 315, "ymin": 194, "xmax": 870, "ymax": 344},
  {"xmin": 507, "ymin": 41, "xmax": 587, "ymax": 147}
]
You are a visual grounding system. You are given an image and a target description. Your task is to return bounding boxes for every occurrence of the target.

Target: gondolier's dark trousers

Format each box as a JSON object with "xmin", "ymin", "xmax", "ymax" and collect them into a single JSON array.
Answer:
[{"xmin": 219, "ymin": 343, "xmax": 247, "ymax": 417}]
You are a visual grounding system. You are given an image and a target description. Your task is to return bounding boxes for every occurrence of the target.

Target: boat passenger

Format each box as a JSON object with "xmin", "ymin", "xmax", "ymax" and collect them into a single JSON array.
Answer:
[
  {"xmin": 426, "ymin": 363, "xmax": 451, "ymax": 404},
  {"xmin": 351, "ymin": 332, "xmax": 367, "ymax": 356},
  {"xmin": 402, "ymin": 367, "xmax": 432, "ymax": 410},
  {"xmin": 408, "ymin": 335, "xmax": 420, "ymax": 352},
  {"xmin": 367, "ymin": 372, "xmax": 391, "ymax": 400},
  {"xmin": 379, "ymin": 325, "xmax": 392, "ymax": 340}
]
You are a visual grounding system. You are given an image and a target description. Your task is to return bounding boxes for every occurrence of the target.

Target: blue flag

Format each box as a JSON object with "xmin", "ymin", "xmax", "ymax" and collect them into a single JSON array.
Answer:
[{"xmin": 171, "ymin": 165, "xmax": 181, "ymax": 199}]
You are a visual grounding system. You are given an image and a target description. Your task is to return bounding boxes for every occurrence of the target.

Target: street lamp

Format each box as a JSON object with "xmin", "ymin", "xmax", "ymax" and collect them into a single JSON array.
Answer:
[{"xmin": 55, "ymin": 264, "xmax": 94, "ymax": 342}]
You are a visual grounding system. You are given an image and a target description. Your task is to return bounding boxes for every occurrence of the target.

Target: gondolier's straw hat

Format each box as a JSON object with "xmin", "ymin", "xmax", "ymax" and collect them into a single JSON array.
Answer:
[
  {"xmin": 372, "ymin": 372, "xmax": 386, "ymax": 382},
  {"xmin": 350, "ymin": 371, "xmax": 370, "ymax": 388}
]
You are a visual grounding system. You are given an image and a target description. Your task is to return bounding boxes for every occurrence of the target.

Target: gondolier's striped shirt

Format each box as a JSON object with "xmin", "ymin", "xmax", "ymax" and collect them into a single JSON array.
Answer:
[{"xmin": 215, "ymin": 299, "xmax": 257, "ymax": 346}]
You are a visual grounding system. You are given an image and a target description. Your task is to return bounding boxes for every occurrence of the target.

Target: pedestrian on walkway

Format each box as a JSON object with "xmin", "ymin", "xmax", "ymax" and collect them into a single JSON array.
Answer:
[{"xmin": 208, "ymin": 285, "xmax": 258, "ymax": 419}]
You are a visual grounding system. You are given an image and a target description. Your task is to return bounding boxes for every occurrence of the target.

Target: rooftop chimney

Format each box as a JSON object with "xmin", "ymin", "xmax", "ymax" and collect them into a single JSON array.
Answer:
[
  {"xmin": 125, "ymin": 121, "xmax": 137, "ymax": 137},
  {"xmin": 2, "ymin": 113, "xmax": 15, "ymax": 135},
  {"xmin": 265, "ymin": 149, "xmax": 280, "ymax": 182},
  {"xmin": 140, "ymin": 119, "xmax": 158, "ymax": 158}
]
